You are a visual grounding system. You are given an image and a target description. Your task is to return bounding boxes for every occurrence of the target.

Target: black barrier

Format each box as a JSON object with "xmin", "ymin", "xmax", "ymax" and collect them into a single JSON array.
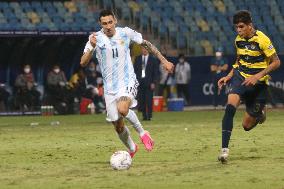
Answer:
[
  {"xmin": 0, "ymin": 30, "xmax": 91, "ymax": 37},
  {"xmin": 0, "ymin": 34, "xmax": 283, "ymax": 107}
]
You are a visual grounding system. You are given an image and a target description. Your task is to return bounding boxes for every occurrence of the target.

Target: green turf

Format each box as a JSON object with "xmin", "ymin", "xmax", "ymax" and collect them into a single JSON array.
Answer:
[{"xmin": 0, "ymin": 110, "xmax": 283, "ymax": 189}]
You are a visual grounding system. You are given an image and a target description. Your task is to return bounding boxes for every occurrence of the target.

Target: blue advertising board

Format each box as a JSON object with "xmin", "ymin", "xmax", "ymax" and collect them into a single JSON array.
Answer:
[{"xmin": 171, "ymin": 55, "xmax": 284, "ymax": 105}]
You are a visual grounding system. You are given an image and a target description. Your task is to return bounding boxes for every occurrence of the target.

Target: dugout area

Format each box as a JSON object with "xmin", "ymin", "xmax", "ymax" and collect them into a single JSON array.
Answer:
[{"xmin": 0, "ymin": 34, "xmax": 87, "ymax": 84}]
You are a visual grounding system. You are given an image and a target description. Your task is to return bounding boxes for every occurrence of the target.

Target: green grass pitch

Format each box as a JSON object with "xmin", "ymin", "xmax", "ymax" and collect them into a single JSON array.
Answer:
[{"xmin": 0, "ymin": 110, "xmax": 283, "ymax": 189}]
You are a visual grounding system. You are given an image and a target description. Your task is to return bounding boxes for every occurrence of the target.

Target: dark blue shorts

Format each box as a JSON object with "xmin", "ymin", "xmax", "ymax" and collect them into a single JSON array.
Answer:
[{"xmin": 228, "ymin": 70, "xmax": 268, "ymax": 117}]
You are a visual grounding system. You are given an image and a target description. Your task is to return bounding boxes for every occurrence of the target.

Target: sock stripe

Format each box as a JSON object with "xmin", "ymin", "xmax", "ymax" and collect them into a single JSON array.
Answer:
[{"xmin": 222, "ymin": 130, "xmax": 232, "ymax": 133}]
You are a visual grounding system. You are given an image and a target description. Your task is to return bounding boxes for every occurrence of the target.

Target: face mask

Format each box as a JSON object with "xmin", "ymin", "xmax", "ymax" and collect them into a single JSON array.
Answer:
[
  {"xmin": 216, "ymin": 52, "xmax": 222, "ymax": 57},
  {"xmin": 54, "ymin": 69, "xmax": 60, "ymax": 73},
  {"xmin": 179, "ymin": 58, "xmax": 184, "ymax": 63},
  {"xmin": 24, "ymin": 68, "xmax": 30, "ymax": 74},
  {"xmin": 88, "ymin": 67, "xmax": 95, "ymax": 72}
]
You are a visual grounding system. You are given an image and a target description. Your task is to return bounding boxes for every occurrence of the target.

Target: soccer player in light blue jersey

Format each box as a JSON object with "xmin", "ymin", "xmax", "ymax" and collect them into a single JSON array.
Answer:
[{"xmin": 80, "ymin": 10, "xmax": 174, "ymax": 158}]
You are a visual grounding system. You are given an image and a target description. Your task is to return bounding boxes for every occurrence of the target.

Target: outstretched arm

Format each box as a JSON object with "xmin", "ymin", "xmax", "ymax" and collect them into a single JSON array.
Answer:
[{"xmin": 141, "ymin": 40, "xmax": 174, "ymax": 73}]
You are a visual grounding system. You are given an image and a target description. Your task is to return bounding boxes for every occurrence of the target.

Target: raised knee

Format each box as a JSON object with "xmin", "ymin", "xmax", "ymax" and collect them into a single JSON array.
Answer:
[
  {"xmin": 117, "ymin": 106, "xmax": 128, "ymax": 117},
  {"xmin": 242, "ymin": 124, "xmax": 252, "ymax": 131}
]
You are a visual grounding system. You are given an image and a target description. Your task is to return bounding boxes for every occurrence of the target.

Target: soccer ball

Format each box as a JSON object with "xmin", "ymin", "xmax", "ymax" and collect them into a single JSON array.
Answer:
[{"xmin": 110, "ymin": 151, "xmax": 132, "ymax": 170}]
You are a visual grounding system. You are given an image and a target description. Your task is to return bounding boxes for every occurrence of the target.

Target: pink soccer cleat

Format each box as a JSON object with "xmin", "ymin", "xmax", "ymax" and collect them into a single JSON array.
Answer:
[
  {"xmin": 140, "ymin": 131, "xmax": 154, "ymax": 151},
  {"xmin": 129, "ymin": 144, "xmax": 138, "ymax": 158}
]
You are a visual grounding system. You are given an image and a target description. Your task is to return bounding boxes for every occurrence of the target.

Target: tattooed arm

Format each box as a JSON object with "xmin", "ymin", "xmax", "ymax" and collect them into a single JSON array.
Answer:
[
  {"xmin": 259, "ymin": 53, "xmax": 281, "ymax": 76},
  {"xmin": 242, "ymin": 53, "xmax": 281, "ymax": 86},
  {"xmin": 141, "ymin": 40, "xmax": 174, "ymax": 73}
]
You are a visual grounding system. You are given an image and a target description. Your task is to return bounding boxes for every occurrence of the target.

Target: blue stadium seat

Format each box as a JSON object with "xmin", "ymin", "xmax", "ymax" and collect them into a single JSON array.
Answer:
[
  {"xmin": 42, "ymin": 1, "xmax": 53, "ymax": 9},
  {"xmin": 31, "ymin": 1, "xmax": 41, "ymax": 8},
  {"xmin": 52, "ymin": 17, "xmax": 63, "ymax": 25},
  {"xmin": 0, "ymin": 0, "xmax": 282, "ymax": 56},
  {"xmin": 34, "ymin": 6, "xmax": 45, "ymax": 13},
  {"xmin": 0, "ymin": 2, "xmax": 9, "ymax": 9},
  {"xmin": 177, "ymin": 34, "xmax": 187, "ymax": 49},
  {"xmin": 46, "ymin": 7, "xmax": 57, "ymax": 15},
  {"xmin": 158, "ymin": 23, "xmax": 167, "ymax": 41},
  {"xmin": 37, "ymin": 23, "xmax": 49, "ymax": 31}
]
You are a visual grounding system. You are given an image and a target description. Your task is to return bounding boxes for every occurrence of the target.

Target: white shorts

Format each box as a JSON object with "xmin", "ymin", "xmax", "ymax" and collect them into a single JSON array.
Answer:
[{"xmin": 105, "ymin": 81, "xmax": 139, "ymax": 121}]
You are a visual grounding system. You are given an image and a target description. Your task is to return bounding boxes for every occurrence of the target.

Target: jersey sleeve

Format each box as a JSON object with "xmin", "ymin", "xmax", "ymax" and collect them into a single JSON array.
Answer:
[
  {"xmin": 232, "ymin": 38, "xmax": 239, "ymax": 69},
  {"xmin": 260, "ymin": 35, "xmax": 276, "ymax": 57},
  {"xmin": 124, "ymin": 27, "xmax": 143, "ymax": 44}
]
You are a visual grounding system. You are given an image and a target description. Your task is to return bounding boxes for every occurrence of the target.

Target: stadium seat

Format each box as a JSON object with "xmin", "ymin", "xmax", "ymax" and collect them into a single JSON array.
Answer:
[
  {"xmin": 158, "ymin": 23, "xmax": 168, "ymax": 41},
  {"xmin": 177, "ymin": 34, "xmax": 187, "ymax": 49},
  {"xmin": 0, "ymin": 0, "xmax": 283, "ymax": 56}
]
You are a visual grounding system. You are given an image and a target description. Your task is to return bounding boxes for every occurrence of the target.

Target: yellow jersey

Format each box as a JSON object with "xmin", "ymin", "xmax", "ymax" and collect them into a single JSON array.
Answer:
[{"xmin": 233, "ymin": 30, "xmax": 276, "ymax": 83}]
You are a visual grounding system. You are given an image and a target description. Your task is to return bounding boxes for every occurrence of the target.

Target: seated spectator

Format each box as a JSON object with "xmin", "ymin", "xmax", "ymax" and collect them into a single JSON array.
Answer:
[
  {"xmin": 84, "ymin": 62, "xmax": 105, "ymax": 113},
  {"xmin": 69, "ymin": 67, "xmax": 86, "ymax": 99},
  {"xmin": 46, "ymin": 65, "xmax": 73, "ymax": 114},
  {"xmin": 14, "ymin": 64, "xmax": 40, "ymax": 111},
  {"xmin": 69, "ymin": 64, "xmax": 105, "ymax": 114}
]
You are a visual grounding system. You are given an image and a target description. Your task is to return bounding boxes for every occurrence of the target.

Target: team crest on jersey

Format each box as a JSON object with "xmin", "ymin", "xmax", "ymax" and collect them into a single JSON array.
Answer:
[
  {"xmin": 250, "ymin": 44, "xmax": 256, "ymax": 50},
  {"xmin": 268, "ymin": 44, "xmax": 274, "ymax": 50},
  {"xmin": 120, "ymin": 40, "xmax": 124, "ymax": 45}
]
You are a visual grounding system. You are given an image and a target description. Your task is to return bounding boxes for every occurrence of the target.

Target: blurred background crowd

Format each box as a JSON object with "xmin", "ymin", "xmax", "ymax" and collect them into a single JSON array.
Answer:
[{"xmin": 0, "ymin": 0, "xmax": 284, "ymax": 115}]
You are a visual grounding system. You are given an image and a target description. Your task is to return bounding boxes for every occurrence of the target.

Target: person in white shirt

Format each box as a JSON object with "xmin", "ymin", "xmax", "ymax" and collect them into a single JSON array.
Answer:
[
  {"xmin": 80, "ymin": 10, "xmax": 174, "ymax": 158},
  {"xmin": 175, "ymin": 54, "xmax": 191, "ymax": 105}
]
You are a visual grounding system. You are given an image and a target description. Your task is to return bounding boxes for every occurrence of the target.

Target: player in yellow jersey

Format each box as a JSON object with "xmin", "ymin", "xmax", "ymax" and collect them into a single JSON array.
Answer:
[{"xmin": 217, "ymin": 10, "xmax": 281, "ymax": 163}]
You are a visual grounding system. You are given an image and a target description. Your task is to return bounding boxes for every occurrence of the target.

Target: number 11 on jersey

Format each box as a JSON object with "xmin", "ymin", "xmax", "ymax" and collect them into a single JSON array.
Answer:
[{"xmin": 112, "ymin": 48, "xmax": 118, "ymax": 58}]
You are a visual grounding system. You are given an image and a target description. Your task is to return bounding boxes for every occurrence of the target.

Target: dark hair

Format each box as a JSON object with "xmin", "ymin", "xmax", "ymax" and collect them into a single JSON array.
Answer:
[
  {"xmin": 178, "ymin": 53, "xmax": 185, "ymax": 59},
  {"xmin": 99, "ymin": 10, "xmax": 115, "ymax": 21},
  {"xmin": 233, "ymin": 10, "xmax": 252, "ymax": 24}
]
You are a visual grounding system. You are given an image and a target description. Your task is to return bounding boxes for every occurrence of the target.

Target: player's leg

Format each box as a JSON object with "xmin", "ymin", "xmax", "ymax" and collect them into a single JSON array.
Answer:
[
  {"xmin": 116, "ymin": 97, "xmax": 141, "ymax": 133},
  {"xmin": 112, "ymin": 118, "xmax": 137, "ymax": 157},
  {"xmin": 105, "ymin": 94, "xmax": 137, "ymax": 157},
  {"xmin": 117, "ymin": 96, "xmax": 154, "ymax": 151},
  {"xmin": 218, "ymin": 93, "xmax": 240, "ymax": 163},
  {"xmin": 242, "ymin": 84, "xmax": 267, "ymax": 131},
  {"xmin": 242, "ymin": 109, "xmax": 266, "ymax": 131}
]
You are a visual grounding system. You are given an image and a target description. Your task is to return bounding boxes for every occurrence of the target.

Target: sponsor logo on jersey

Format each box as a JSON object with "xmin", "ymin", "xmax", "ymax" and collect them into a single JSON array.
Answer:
[{"xmin": 268, "ymin": 44, "xmax": 274, "ymax": 50}]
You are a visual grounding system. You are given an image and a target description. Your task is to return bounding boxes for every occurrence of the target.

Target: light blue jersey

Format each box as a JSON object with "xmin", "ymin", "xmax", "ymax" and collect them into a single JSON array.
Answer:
[{"xmin": 84, "ymin": 27, "xmax": 143, "ymax": 95}]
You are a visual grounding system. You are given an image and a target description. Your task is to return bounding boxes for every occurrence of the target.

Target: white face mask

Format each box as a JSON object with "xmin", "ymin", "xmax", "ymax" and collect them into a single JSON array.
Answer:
[
  {"xmin": 24, "ymin": 68, "xmax": 30, "ymax": 74},
  {"xmin": 216, "ymin": 52, "xmax": 222, "ymax": 57},
  {"xmin": 54, "ymin": 69, "xmax": 60, "ymax": 73}
]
